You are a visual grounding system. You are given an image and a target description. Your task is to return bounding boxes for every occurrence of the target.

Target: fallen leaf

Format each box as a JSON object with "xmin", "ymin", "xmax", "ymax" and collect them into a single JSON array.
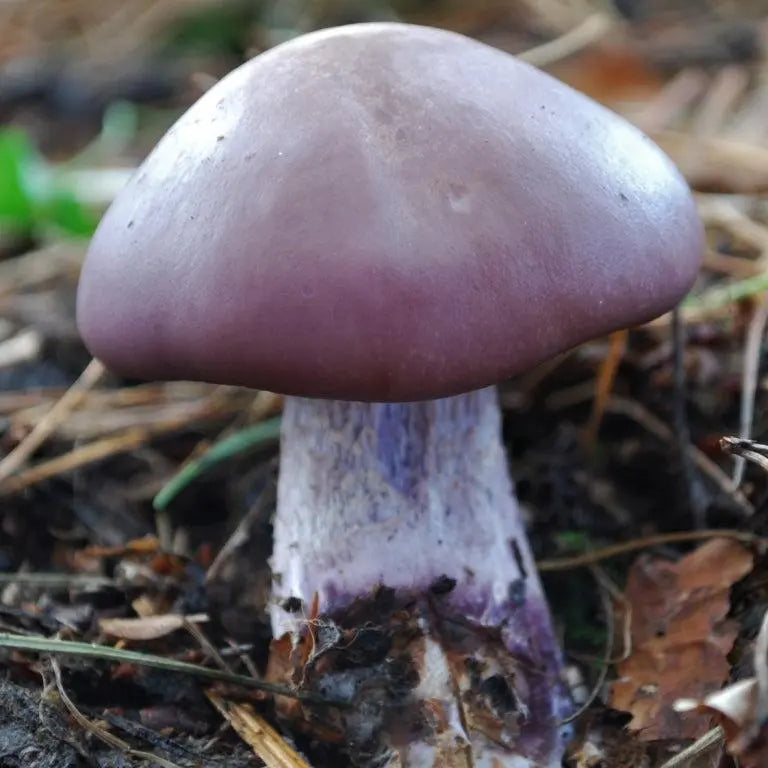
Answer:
[
  {"xmin": 610, "ymin": 538, "xmax": 753, "ymax": 740},
  {"xmin": 675, "ymin": 678, "xmax": 758, "ymax": 743},
  {"xmin": 673, "ymin": 608, "xmax": 768, "ymax": 767},
  {"xmin": 675, "ymin": 681, "xmax": 768, "ymax": 768},
  {"xmin": 99, "ymin": 613, "xmax": 208, "ymax": 641}
]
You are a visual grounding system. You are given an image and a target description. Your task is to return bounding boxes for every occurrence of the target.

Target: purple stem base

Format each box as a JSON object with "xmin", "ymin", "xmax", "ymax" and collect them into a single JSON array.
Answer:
[{"xmin": 270, "ymin": 388, "xmax": 571, "ymax": 766}]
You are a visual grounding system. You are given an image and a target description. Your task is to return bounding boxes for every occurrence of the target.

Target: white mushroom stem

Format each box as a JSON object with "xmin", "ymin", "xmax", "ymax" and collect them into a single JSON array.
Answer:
[{"xmin": 270, "ymin": 387, "xmax": 570, "ymax": 766}]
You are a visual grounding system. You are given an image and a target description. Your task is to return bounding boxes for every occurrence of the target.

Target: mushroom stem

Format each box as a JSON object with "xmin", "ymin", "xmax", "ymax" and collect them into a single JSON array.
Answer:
[{"xmin": 271, "ymin": 387, "xmax": 571, "ymax": 766}]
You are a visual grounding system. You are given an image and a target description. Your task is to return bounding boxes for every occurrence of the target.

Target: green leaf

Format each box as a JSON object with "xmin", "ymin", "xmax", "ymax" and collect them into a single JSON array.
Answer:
[
  {"xmin": 553, "ymin": 530, "xmax": 591, "ymax": 554},
  {"xmin": 0, "ymin": 130, "xmax": 36, "ymax": 232},
  {"xmin": 44, "ymin": 190, "xmax": 97, "ymax": 237},
  {"xmin": 0, "ymin": 128, "xmax": 98, "ymax": 238}
]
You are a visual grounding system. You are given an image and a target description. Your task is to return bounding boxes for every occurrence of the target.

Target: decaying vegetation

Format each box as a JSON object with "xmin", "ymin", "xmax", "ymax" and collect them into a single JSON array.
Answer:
[{"xmin": 3, "ymin": 1, "xmax": 768, "ymax": 766}]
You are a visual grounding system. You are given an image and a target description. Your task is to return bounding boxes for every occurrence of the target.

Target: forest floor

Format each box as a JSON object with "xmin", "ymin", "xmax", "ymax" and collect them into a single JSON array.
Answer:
[{"xmin": 2, "ymin": 1, "xmax": 768, "ymax": 766}]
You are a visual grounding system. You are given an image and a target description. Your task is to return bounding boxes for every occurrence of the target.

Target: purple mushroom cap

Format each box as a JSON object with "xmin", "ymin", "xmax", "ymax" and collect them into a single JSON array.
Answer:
[{"xmin": 76, "ymin": 22, "xmax": 703, "ymax": 401}]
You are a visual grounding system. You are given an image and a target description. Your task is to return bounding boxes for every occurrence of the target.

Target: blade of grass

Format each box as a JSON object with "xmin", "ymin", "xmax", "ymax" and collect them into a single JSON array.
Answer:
[
  {"xmin": 0, "ymin": 632, "xmax": 345, "ymax": 707},
  {"xmin": 682, "ymin": 273, "xmax": 768, "ymax": 317},
  {"xmin": 153, "ymin": 417, "xmax": 282, "ymax": 511}
]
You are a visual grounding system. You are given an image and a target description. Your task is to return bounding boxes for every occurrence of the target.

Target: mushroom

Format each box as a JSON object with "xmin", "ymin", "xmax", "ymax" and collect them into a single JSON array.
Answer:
[{"xmin": 76, "ymin": 22, "xmax": 702, "ymax": 767}]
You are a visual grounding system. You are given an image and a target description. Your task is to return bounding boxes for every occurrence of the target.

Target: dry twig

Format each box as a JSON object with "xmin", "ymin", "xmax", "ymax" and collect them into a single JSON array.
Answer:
[
  {"xmin": 207, "ymin": 693, "xmax": 312, "ymax": 768},
  {"xmin": 733, "ymin": 293, "xmax": 768, "ymax": 486},
  {"xmin": 538, "ymin": 528, "xmax": 765, "ymax": 572},
  {"xmin": 657, "ymin": 727, "xmax": 725, "ymax": 768},
  {"xmin": 547, "ymin": 392, "xmax": 754, "ymax": 514},
  {"xmin": 560, "ymin": 565, "xmax": 615, "ymax": 725},
  {"xmin": 583, "ymin": 329, "xmax": 627, "ymax": 449},
  {"xmin": 0, "ymin": 358, "xmax": 106, "ymax": 483},
  {"xmin": 0, "ymin": 391, "xmax": 240, "ymax": 495},
  {"xmin": 671, "ymin": 308, "xmax": 708, "ymax": 526},
  {"xmin": 50, "ymin": 656, "xmax": 183, "ymax": 768},
  {"xmin": 519, "ymin": 13, "xmax": 614, "ymax": 69}
]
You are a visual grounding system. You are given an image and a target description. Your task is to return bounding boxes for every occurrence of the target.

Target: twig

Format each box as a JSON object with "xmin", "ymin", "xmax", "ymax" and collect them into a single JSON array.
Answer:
[
  {"xmin": 733, "ymin": 293, "xmax": 768, "ymax": 486},
  {"xmin": 188, "ymin": 616, "xmax": 311, "ymax": 767},
  {"xmin": 0, "ymin": 396, "xmax": 238, "ymax": 496},
  {"xmin": 702, "ymin": 249, "xmax": 764, "ymax": 279},
  {"xmin": 608, "ymin": 397, "xmax": 751, "ymax": 515},
  {"xmin": 0, "ymin": 428, "xmax": 152, "ymax": 495},
  {"xmin": 184, "ymin": 618, "xmax": 233, "ymax": 674},
  {"xmin": 226, "ymin": 638, "xmax": 260, "ymax": 679},
  {"xmin": 654, "ymin": 130, "xmax": 768, "ymax": 193},
  {"xmin": 721, "ymin": 437, "xmax": 768, "ymax": 474},
  {"xmin": 50, "ymin": 657, "xmax": 183, "ymax": 768},
  {"xmin": 0, "ymin": 382, "xmax": 214, "ymax": 423},
  {"xmin": 560, "ymin": 565, "xmax": 614, "ymax": 725},
  {"xmin": 657, "ymin": 726, "xmax": 724, "ymax": 768},
  {"xmin": 583, "ymin": 329, "xmax": 626, "ymax": 449},
  {"xmin": 519, "ymin": 13, "xmax": 614, "ymax": 69},
  {"xmin": 537, "ymin": 529, "xmax": 763, "ymax": 572},
  {"xmin": 671, "ymin": 307, "xmax": 708, "ymax": 527},
  {"xmin": 0, "ymin": 243, "xmax": 84, "ymax": 297},
  {"xmin": 698, "ymin": 197, "xmax": 768, "ymax": 255},
  {"xmin": 692, "ymin": 66, "xmax": 750, "ymax": 140},
  {"xmin": 207, "ymin": 692, "xmax": 312, "ymax": 768},
  {"xmin": 547, "ymin": 392, "xmax": 753, "ymax": 514},
  {"xmin": 594, "ymin": 570, "xmax": 633, "ymax": 665},
  {"xmin": 0, "ymin": 633, "xmax": 346, "ymax": 707},
  {"xmin": 635, "ymin": 68, "xmax": 709, "ymax": 134},
  {"xmin": 18, "ymin": 397, "xmax": 243, "ymax": 441},
  {"xmin": 0, "ymin": 358, "xmax": 106, "ymax": 483},
  {"xmin": 753, "ymin": 606, "xmax": 768, "ymax": 732}
]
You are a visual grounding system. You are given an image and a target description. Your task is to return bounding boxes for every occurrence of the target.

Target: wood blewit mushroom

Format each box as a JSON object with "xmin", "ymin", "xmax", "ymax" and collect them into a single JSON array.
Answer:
[{"xmin": 76, "ymin": 23, "xmax": 703, "ymax": 767}]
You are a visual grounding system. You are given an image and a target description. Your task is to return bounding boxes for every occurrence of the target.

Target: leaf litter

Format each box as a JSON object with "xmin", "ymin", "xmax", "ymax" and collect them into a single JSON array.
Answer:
[
  {"xmin": 4, "ymin": 1, "xmax": 768, "ymax": 767},
  {"xmin": 610, "ymin": 537, "xmax": 754, "ymax": 740}
]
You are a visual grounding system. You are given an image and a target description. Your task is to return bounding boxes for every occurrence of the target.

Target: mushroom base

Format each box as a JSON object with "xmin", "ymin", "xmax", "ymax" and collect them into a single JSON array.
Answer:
[{"xmin": 269, "ymin": 389, "xmax": 571, "ymax": 766}]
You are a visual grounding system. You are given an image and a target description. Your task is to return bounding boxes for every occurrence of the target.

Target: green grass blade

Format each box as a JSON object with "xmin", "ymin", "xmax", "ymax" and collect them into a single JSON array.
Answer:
[{"xmin": 153, "ymin": 416, "xmax": 282, "ymax": 511}]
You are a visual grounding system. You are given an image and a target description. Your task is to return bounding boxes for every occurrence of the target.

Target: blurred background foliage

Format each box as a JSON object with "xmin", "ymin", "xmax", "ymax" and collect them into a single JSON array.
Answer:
[{"xmin": 1, "ymin": 0, "xmax": 765, "ymax": 251}]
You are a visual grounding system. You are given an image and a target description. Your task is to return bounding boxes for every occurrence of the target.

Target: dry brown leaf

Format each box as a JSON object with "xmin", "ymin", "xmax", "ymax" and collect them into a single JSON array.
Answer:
[
  {"xmin": 610, "ymin": 538, "xmax": 754, "ymax": 740},
  {"xmin": 99, "ymin": 613, "xmax": 207, "ymax": 641},
  {"xmin": 676, "ymin": 679, "xmax": 757, "ymax": 742},
  {"xmin": 675, "ymin": 681, "xmax": 768, "ymax": 768},
  {"xmin": 207, "ymin": 691, "xmax": 311, "ymax": 768},
  {"xmin": 672, "ymin": 608, "xmax": 768, "ymax": 768}
]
